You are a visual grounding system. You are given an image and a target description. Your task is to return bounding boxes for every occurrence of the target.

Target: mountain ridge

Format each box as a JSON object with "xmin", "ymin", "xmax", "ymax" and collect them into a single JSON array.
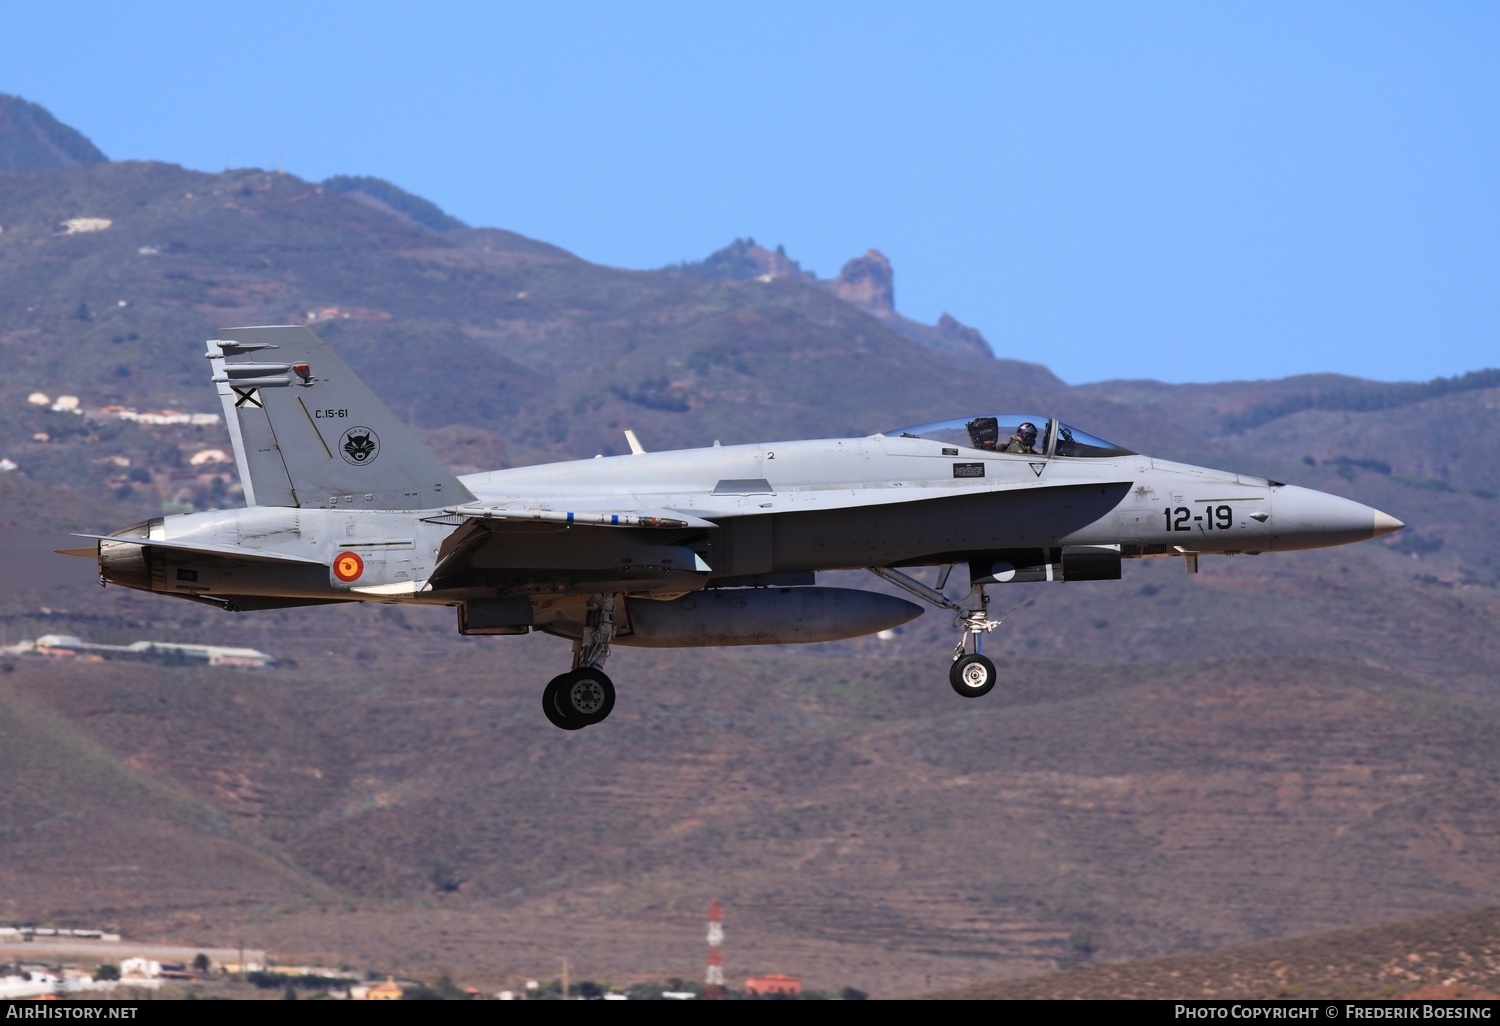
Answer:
[
  {"xmin": 1, "ymin": 96, "xmax": 1498, "ymax": 998},
  {"xmin": 0, "ymin": 94, "xmax": 108, "ymax": 172}
]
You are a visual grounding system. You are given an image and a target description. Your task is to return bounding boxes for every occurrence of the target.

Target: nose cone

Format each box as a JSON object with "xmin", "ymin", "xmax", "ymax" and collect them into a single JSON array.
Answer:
[
  {"xmin": 1373, "ymin": 510, "xmax": 1405, "ymax": 538},
  {"xmin": 1268, "ymin": 485, "xmax": 1404, "ymax": 552}
]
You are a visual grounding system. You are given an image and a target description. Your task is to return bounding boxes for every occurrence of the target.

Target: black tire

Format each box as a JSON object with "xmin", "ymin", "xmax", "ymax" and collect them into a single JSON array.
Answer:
[
  {"xmin": 949, "ymin": 653, "xmax": 997, "ymax": 698},
  {"xmin": 544, "ymin": 667, "xmax": 616, "ymax": 728},
  {"xmin": 543, "ymin": 673, "xmax": 588, "ymax": 730}
]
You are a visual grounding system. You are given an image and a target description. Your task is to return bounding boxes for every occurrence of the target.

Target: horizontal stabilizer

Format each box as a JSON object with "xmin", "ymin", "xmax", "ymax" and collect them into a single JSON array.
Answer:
[
  {"xmin": 54, "ymin": 547, "xmax": 97, "ymax": 558},
  {"xmin": 186, "ymin": 595, "xmax": 352, "ymax": 612},
  {"xmin": 71, "ymin": 533, "xmax": 329, "ymax": 566}
]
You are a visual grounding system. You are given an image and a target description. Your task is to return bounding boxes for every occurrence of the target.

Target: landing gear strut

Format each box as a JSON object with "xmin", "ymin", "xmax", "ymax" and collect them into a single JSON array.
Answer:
[
  {"xmin": 948, "ymin": 586, "xmax": 1003, "ymax": 698},
  {"xmin": 869, "ymin": 567, "xmax": 1031, "ymax": 700},
  {"xmin": 543, "ymin": 594, "xmax": 618, "ymax": 730}
]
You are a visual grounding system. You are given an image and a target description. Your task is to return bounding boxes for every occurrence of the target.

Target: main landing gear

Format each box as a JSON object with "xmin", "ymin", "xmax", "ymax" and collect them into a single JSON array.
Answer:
[
  {"xmin": 869, "ymin": 567, "xmax": 1032, "ymax": 700},
  {"xmin": 543, "ymin": 665, "xmax": 615, "ymax": 730},
  {"xmin": 543, "ymin": 594, "xmax": 618, "ymax": 730}
]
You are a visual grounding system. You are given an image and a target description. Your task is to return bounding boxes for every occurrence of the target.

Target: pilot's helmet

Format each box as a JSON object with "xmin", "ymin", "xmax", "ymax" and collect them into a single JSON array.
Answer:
[{"xmin": 1017, "ymin": 422, "xmax": 1037, "ymax": 444}]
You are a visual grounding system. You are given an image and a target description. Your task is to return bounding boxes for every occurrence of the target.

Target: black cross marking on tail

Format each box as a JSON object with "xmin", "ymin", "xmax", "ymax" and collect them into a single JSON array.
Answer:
[{"xmin": 233, "ymin": 387, "xmax": 262, "ymax": 408}]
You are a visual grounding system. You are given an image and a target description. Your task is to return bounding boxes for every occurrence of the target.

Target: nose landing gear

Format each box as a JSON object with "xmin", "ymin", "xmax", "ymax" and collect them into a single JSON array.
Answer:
[
  {"xmin": 542, "ymin": 594, "xmax": 619, "ymax": 730},
  {"xmin": 869, "ymin": 567, "xmax": 1031, "ymax": 700},
  {"xmin": 946, "ymin": 585, "xmax": 1008, "ymax": 698}
]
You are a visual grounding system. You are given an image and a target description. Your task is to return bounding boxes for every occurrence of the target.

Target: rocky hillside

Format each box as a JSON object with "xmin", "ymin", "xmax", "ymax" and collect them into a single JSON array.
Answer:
[
  {"xmin": 1, "ymin": 98, "xmax": 1498, "ymax": 998},
  {"xmin": 0, "ymin": 94, "xmax": 107, "ymax": 173},
  {"xmin": 934, "ymin": 905, "xmax": 1500, "ymax": 1000}
]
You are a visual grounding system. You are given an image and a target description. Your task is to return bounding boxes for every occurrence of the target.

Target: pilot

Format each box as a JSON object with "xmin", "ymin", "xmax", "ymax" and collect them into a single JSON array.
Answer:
[
  {"xmin": 1000, "ymin": 422, "xmax": 1039, "ymax": 454},
  {"xmin": 966, "ymin": 417, "xmax": 1000, "ymax": 450}
]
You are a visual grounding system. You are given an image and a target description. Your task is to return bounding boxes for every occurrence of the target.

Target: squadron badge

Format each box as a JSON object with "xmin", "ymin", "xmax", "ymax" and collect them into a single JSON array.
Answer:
[{"xmin": 339, "ymin": 426, "xmax": 380, "ymax": 466}]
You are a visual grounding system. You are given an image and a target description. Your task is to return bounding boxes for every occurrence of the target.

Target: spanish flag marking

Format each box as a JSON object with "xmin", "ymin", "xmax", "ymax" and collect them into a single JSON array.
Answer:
[{"xmin": 333, "ymin": 551, "xmax": 364, "ymax": 583}]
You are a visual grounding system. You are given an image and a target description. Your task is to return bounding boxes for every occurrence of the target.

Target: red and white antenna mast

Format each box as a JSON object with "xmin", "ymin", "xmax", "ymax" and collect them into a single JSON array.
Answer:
[{"xmin": 705, "ymin": 899, "xmax": 725, "ymax": 1000}]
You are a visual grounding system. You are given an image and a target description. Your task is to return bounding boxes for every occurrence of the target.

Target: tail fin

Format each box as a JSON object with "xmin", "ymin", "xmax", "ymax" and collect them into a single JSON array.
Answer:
[{"xmin": 208, "ymin": 325, "xmax": 475, "ymax": 510}]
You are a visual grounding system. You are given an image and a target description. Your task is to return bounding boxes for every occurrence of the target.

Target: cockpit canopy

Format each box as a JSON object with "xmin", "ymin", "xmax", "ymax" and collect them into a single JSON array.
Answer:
[{"xmin": 883, "ymin": 415, "xmax": 1136, "ymax": 459}]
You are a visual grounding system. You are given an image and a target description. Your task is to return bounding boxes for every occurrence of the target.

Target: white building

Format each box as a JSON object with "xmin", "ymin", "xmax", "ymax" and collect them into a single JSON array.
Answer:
[{"xmin": 59, "ymin": 217, "xmax": 112, "ymax": 234}]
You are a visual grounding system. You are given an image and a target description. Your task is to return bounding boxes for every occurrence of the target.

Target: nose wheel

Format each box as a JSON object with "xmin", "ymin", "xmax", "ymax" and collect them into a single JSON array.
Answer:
[{"xmin": 949, "ymin": 653, "xmax": 997, "ymax": 697}]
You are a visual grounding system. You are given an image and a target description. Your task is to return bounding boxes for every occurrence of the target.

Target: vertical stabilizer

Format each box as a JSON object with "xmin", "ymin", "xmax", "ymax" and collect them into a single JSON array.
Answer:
[{"xmin": 208, "ymin": 325, "xmax": 475, "ymax": 510}]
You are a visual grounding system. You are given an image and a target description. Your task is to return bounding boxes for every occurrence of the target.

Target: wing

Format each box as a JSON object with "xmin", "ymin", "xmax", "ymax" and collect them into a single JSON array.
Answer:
[
  {"xmin": 428, "ymin": 515, "xmax": 712, "ymax": 599},
  {"xmin": 443, "ymin": 504, "xmax": 717, "ymax": 530}
]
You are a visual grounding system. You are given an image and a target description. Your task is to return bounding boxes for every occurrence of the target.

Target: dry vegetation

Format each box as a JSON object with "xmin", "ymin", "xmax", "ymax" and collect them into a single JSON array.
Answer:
[
  {"xmin": 933, "ymin": 906, "xmax": 1500, "ymax": 1000},
  {"xmin": 1, "ymin": 139, "xmax": 1498, "ymax": 998}
]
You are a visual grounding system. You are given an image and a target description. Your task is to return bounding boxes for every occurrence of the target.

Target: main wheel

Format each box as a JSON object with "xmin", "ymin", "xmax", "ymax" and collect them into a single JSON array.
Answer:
[
  {"xmin": 561, "ymin": 666, "xmax": 615, "ymax": 725},
  {"xmin": 949, "ymin": 653, "xmax": 997, "ymax": 697},
  {"xmin": 543, "ymin": 667, "xmax": 616, "ymax": 729},
  {"xmin": 542, "ymin": 672, "xmax": 588, "ymax": 730}
]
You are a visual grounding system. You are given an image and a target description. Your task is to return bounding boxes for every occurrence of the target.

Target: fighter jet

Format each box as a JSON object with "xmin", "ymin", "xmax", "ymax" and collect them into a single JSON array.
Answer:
[{"xmin": 70, "ymin": 325, "xmax": 1404, "ymax": 729}]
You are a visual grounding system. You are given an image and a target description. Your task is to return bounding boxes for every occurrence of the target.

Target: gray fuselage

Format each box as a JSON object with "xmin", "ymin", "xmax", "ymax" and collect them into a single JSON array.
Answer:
[{"xmin": 102, "ymin": 432, "xmax": 1394, "ymax": 607}]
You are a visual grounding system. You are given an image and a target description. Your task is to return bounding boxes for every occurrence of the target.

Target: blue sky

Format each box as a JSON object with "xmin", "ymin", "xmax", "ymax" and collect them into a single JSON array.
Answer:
[{"xmin": 3, "ymin": 2, "xmax": 1495, "ymax": 385}]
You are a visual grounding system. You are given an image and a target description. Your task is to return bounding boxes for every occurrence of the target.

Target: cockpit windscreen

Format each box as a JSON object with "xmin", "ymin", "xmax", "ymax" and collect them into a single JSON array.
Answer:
[
  {"xmin": 1051, "ymin": 422, "xmax": 1135, "ymax": 458},
  {"xmin": 884, "ymin": 416, "xmax": 1135, "ymax": 458}
]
